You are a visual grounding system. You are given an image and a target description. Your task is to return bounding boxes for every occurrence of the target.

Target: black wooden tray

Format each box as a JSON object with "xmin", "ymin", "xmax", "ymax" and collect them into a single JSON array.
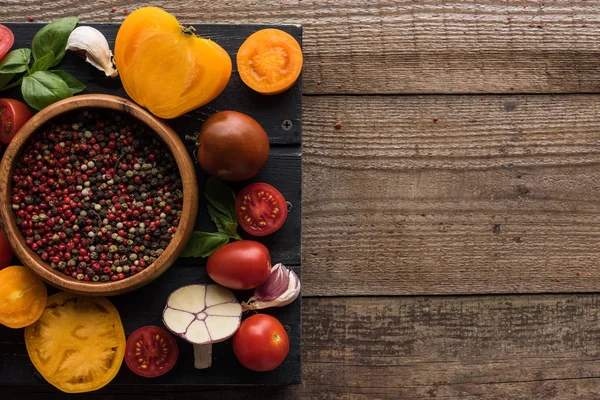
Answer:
[{"xmin": 0, "ymin": 22, "xmax": 302, "ymax": 392}]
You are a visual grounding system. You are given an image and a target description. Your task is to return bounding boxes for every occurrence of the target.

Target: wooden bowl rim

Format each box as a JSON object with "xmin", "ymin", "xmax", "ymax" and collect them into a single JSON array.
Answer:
[{"xmin": 0, "ymin": 94, "xmax": 198, "ymax": 296}]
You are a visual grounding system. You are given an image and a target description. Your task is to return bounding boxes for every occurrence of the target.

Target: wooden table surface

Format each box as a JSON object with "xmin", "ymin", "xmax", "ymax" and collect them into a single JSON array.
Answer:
[{"xmin": 2, "ymin": 1, "xmax": 600, "ymax": 399}]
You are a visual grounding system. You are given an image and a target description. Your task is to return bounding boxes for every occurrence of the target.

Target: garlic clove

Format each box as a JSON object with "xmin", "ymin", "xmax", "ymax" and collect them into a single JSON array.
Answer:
[
  {"xmin": 66, "ymin": 26, "xmax": 118, "ymax": 77},
  {"xmin": 242, "ymin": 263, "xmax": 301, "ymax": 311}
]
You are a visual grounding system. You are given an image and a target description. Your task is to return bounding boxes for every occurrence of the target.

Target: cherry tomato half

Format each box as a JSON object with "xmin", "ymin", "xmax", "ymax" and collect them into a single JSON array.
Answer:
[
  {"xmin": 0, "ymin": 229, "xmax": 14, "ymax": 270},
  {"xmin": 197, "ymin": 111, "xmax": 270, "ymax": 182},
  {"xmin": 0, "ymin": 98, "xmax": 32, "ymax": 144},
  {"xmin": 125, "ymin": 326, "xmax": 179, "ymax": 378},
  {"xmin": 206, "ymin": 240, "xmax": 271, "ymax": 290},
  {"xmin": 236, "ymin": 183, "xmax": 288, "ymax": 236},
  {"xmin": 0, "ymin": 25, "xmax": 14, "ymax": 60},
  {"xmin": 233, "ymin": 314, "xmax": 290, "ymax": 372}
]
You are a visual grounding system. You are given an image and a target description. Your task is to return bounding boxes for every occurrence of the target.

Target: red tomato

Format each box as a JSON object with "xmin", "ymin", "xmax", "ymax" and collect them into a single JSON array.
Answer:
[
  {"xmin": 124, "ymin": 326, "xmax": 178, "ymax": 378},
  {"xmin": 0, "ymin": 99, "xmax": 32, "ymax": 144},
  {"xmin": 0, "ymin": 229, "xmax": 14, "ymax": 270},
  {"xmin": 206, "ymin": 240, "xmax": 271, "ymax": 290},
  {"xmin": 236, "ymin": 183, "xmax": 288, "ymax": 236},
  {"xmin": 233, "ymin": 314, "xmax": 290, "ymax": 372},
  {"xmin": 0, "ymin": 25, "xmax": 14, "ymax": 60}
]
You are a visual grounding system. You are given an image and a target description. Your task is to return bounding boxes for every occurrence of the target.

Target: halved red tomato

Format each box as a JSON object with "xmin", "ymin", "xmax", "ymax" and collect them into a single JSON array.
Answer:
[
  {"xmin": 0, "ymin": 98, "xmax": 32, "ymax": 144},
  {"xmin": 125, "ymin": 326, "xmax": 179, "ymax": 378},
  {"xmin": 235, "ymin": 183, "xmax": 288, "ymax": 236},
  {"xmin": 0, "ymin": 25, "xmax": 14, "ymax": 60}
]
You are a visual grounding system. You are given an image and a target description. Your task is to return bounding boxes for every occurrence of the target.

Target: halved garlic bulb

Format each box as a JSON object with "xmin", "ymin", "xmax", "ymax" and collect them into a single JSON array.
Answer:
[
  {"xmin": 66, "ymin": 26, "xmax": 118, "ymax": 77},
  {"xmin": 163, "ymin": 284, "xmax": 242, "ymax": 369}
]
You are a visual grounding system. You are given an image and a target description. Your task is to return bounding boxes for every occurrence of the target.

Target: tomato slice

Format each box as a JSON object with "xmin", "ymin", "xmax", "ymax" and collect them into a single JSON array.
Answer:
[
  {"xmin": 0, "ymin": 98, "xmax": 33, "ymax": 144},
  {"xmin": 0, "ymin": 25, "xmax": 14, "ymax": 60},
  {"xmin": 125, "ymin": 326, "xmax": 178, "ymax": 378},
  {"xmin": 25, "ymin": 293, "xmax": 126, "ymax": 393},
  {"xmin": 235, "ymin": 183, "xmax": 288, "ymax": 236}
]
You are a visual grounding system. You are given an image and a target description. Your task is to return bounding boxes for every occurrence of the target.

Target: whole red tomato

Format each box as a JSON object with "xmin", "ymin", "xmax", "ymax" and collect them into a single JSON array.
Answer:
[
  {"xmin": 0, "ymin": 229, "xmax": 14, "ymax": 270},
  {"xmin": 0, "ymin": 98, "xmax": 32, "ymax": 144},
  {"xmin": 197, "ymin": 111, "xmax": 270, "ymax": 181},
  {"xmin": 206, "ymin": 240, "xmax": 271, "ymax": 290},
  {"xmin": 233, "ymin": 314, "xmax": 290, "ymax": 372}
]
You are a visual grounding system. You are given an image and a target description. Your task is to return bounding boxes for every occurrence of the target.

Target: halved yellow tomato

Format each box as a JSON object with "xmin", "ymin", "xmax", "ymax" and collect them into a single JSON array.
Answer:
[
  {"xmin": 25, "ymin": 292, "xmax": 126, "ymax": 394},
  {"xmin": 0, "ymin": 265, "xmax": 47, "ymax": 328}
]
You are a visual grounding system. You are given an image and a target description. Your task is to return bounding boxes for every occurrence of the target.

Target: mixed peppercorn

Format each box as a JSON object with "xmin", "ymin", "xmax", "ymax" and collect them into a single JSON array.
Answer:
[{"xmin": 11, "ymin": 110, "xmax": 183, "ymax": 282}]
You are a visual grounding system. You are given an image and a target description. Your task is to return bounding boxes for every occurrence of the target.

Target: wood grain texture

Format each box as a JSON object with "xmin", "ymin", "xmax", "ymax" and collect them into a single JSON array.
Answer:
[
  {"xmin": 302, "ymin": 94, "xmax": 600, "ymax": 296},
  {"xmin": 3, "ymin": 1, "xmax": 600, "ymax": 94},
  {"xmin": 0, "ymin": 264, "xmax": 302, "ymax": 388},
  {"xmin": 4, "ymin": 295, "xmax": 600, "ymax": 399},
  {"xmin": 0, "ymin": 23, "xmax": 302, "ymax": 388}
]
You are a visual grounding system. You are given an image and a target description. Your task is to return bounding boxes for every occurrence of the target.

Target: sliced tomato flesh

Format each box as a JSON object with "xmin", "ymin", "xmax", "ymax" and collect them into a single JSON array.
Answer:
[
  {"xmin": 125, "ymin": 326, "xmax": 178, "ymax": 378},
  {"xmin": 0, "ymin": 25, "xmax": 14, "ymax": 60},
  {"xmin": 236, "ymin": 183, "xmax": 288, "ymax": 236}
]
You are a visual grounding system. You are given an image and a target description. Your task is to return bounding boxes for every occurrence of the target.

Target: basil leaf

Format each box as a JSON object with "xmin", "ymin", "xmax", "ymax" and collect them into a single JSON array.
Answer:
[
  {"xmin": 180, "ymin": 231, "xmax": 230, "ymax": 258},
  {"xmin": 0, "ymin": 73, "xmax": 15, "ymax": 90},
  {"xmin": 204, "ymin": 177, "xmax": 237, "ymax": 223},
  {"xmin": 32, "ymin": 17, "xmax": 78, "ymax": 66},
  {"xmin": 31, "ymin": 51, "xmax": 54, "ymax": 72},
  {"xmin": 0, "ymin": 49, "xmax": 31, "ymax": 73},
  {"xmin": 51, "ymin": 70, "xmax": 85, "ymax": 94},
  {"xmin": 22, "ymin": 71, "xmax": 72, "ymax": 110}
]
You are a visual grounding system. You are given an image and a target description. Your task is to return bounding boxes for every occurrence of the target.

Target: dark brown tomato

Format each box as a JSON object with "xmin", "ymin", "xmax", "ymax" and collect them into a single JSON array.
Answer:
[
  {"xmin": 0, "ymin": 98, "xmax": 32, "ymax": 144},
  {"xmin": 236, "ymin": 183, "xmax": 288, "ymax": 236},
  {"xmin": 197, "ymin": 111, "xmax": 270, "ymax": 181},
  {"xmin": 125, "ymin": 326, "xmax": 179, "ymax": 378},
  {"xmin": 206, "ymin": 240, "xmax": 271, "ymax": 290}
]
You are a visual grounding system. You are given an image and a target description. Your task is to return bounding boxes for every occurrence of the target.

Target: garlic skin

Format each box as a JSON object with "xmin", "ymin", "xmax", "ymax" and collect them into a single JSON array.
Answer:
[
  {"xmin": 242, "ymin": 263, "xmax": 301, "ymax": 311},
  {"xmin": 66, "ymin": 26, "xmax": 118, "ymax": 77}
]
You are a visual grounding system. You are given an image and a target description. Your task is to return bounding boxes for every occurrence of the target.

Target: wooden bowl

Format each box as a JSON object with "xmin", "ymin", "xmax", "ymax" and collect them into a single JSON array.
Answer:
[{"xmin": 0, "ymin": 94, "xmax": 198, "ymax": 296}]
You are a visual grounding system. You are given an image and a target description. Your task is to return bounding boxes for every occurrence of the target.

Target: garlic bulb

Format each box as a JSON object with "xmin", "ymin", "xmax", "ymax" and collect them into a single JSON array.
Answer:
[
  {"xmin": 66, "ymin": 26, "xmax": 118, "ymax": 77},
  {"xmin": 242, "ymin": 263, "xmax": 301, "ymax": 310},
  {"xmin": 163, "ymin": 284, "xmax": 242, "ymax": 369}
]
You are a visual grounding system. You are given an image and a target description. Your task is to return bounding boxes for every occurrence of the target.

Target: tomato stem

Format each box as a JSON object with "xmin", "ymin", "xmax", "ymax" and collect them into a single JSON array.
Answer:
[{"xmin": 180, "ymin": 25, "xmax": 197, "ymax": 36}]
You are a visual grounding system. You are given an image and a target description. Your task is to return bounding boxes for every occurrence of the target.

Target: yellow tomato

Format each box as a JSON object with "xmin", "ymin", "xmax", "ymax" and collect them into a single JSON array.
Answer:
[
  {"xmin": 0, "ymin": 266, "xmax": 47, "ymax": 329},
  {"xmin": 25, "ymin": 292, "xmax": 126, "ymax": 393},
  {"xmin": 114, "ymin": 7, "xmax": 232, "ymax": 118}
]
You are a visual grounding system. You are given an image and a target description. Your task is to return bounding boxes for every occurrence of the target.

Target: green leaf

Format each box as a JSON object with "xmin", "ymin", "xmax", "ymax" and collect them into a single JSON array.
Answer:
[
  {"xmin": 50, "ymin": 70, "xmax": 85, "ymax": 94},
  {"xmin": 22, "ymin": 71, "xmax": 72, "ymax": 110},
  {"xmin": 31, "ymin": 50, "xmax": 54, "ymax": 72},
  {"xmin": 0, "ymin": 73, "xmax": 15, "ymax": 90},
  {"xmin": 204, "ymin": 177, "xmax": 237, "ymax": 221},
  {"xmin": 180, "ymin": 231, "xmax": 230, "ymax": 258},
  {"xmin": 32, "ymin": 17, "xmax": 78, "ymax": 66},
  {"xmin": 0, "ymin": 49, "xmax": 32, "ymax": 74}
]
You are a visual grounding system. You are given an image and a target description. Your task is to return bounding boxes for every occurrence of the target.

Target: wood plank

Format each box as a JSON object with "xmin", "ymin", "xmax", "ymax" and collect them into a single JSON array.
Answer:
[
  {"xmin": 0, "ymin": 23, "xmax": 303, "ymax": 388},
  {"xmin": 4, "ymin": 23, "xmax": 302, "ymax": 145},
  {"xmin": 0, "ymin": 264, "xmax": 302, "ymax": 388},
  {"xmin": 6, "ymin": 295, "xmax": 600, "ymax": 399},
  {"xmin": 4, "ymin": 1, "xmax": 600, "ymax": 94},
  {"xmin": 302, "ymin": 94, "xmax": 600, "ymax": 296}
]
